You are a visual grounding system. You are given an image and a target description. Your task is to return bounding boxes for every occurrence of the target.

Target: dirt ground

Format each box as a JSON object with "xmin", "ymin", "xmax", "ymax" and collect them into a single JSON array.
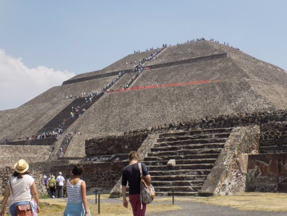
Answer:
[{"xmin": 2, "ymin": 192, "xmax": 287, "ymax": 215}]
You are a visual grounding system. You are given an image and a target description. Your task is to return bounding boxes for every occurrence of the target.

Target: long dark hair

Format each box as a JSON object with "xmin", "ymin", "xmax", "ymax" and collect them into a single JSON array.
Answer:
[{"xmin": 12, "ymin": 171, "xmax": 30, "ymax": 179}]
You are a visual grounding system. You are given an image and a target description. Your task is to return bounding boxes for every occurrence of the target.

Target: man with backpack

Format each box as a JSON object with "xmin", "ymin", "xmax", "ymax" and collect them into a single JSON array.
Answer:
[
  {"xmin": 48, "ymin": 175, "xmax": 57, "ymax": 198},
  {"xmin": 122, "ymin": 151, "xmax": 151, "ymax": 216}
]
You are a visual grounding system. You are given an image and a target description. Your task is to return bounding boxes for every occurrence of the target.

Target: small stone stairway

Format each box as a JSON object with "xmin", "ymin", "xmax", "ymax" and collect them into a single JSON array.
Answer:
[{"xmin": 143, "ymin": 128, "xmax": 232, "ymax": 196}]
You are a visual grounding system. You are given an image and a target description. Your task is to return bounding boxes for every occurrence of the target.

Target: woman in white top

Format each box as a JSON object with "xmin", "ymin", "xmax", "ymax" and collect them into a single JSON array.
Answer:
[
  {"xmin": 0, "ymin": 159, "xmax": 40, "ymax": 216},
  {"xmin": 63, "ymin": 165, "xmax": 90, "ymax": 216}
]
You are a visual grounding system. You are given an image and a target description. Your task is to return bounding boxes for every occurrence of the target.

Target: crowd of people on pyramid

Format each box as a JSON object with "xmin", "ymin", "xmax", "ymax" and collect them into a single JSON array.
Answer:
[
  {"xmin": 0, "ymin": 44, "xmax": 167, "ymax": 146},
  {"xmin": 174, "ymin": 37, "xmax": 240, "ymax": 50},
  {"xmin": 120, "ymin": 45, "xmax": 167, "ymax": 90}
]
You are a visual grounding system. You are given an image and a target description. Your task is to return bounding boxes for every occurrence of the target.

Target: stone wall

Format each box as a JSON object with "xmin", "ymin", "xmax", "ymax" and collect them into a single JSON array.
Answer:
[
  {"xmin": 85, "ymin": 133, "xmax": 148, "ymax": 157},
  {"xmin": 247, "ymin": 154, "xmax": 287, "ymax": 192},
  {"xmin": 1, "ymin": 138, "xmax": 56, "ymax": 145},
  {"xmin": 200, "ymin": 125, "xmax": 260, "ymax": 196},
  {"xmin": 0, "ymin": 144, "xmax": 54, "ymax": 167},
  {"xmin": 49, "ymin": 162, "xmax": 127, "ymax": 194},
  {"xmin": 0, "ymin": 166, "xmax": 48, "ymax": 196},
  {"xmin": 148, "ymin": 53, "xmax": 227, "ymax": 70},
  {"xmin": 86, "ymin": 109, "xmax": 286, "ymax": 142},
  {"xmin": 109, "ymin": 134, "xmax": 159, "ymax": 197},
  {"xmin": 260, "ymin": 121, "xmax": 287, "ymax": 153},
  {"xmin": 135, "ymin": 110, "xmax": 287, "ymax": 134}
]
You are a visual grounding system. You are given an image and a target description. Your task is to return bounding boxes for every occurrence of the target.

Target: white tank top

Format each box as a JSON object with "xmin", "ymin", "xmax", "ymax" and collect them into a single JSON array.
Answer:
[
  {"xmin": 9, "ymin": 175, "xmax": 34, "ymax": 206},
  {"xmin": 67, "ymin": 179, "xmax": 83, "ymax": 203}
]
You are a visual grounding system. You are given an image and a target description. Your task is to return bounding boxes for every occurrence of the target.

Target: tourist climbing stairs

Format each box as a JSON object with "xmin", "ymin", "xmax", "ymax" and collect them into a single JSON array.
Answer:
[
  {"xmin": 143, "ymin": 128, "xmax": 232, "ymax": 196},
  {"xmin": 37, "ymin": 97, "xmax": 86, "ymax": 134}
]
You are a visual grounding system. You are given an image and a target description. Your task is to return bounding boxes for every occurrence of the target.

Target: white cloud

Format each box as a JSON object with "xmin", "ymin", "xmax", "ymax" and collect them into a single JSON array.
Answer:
[{"xmin": 0, "ymin": 49, "xmax": 76, "ymax": 110}]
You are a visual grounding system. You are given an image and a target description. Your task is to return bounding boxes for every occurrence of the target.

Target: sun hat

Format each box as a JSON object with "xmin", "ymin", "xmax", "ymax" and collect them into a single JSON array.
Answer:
[{"xmin": 14, "ymin": 159, "xmax": 29, "ymax": 174}]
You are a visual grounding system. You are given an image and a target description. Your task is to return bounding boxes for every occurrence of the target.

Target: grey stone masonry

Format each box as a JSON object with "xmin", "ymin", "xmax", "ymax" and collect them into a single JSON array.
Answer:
[
  {"xmin": 260, "ymin": 121, "xmax": 287, "ymax": 154},
  {"xmin": 143, "ymin": 128, "xmax": 233, "ymax": 196},
  {"xmin": 199, "ymin": 125, "xmax": 260, "ymax": 196}
]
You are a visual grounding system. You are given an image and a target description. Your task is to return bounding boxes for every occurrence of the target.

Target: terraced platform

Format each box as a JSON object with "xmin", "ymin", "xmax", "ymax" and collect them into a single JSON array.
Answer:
[{"xmin": 144, "ymin": 128, "xmax": 232, "ymax": 196}]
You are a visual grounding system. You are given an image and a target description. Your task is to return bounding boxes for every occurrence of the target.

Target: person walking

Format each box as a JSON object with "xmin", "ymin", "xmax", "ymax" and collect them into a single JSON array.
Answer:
[
  {"xmin": 122, "ymin": 151, "xmax": 151, "ymax": 216},
  {"xmin": 48, "ymin": 175, "xmax": 57, "ymax": 198},
  {"xmin": 0, "ymin": 159, "xmax": 40, "ymax": 216},
  {"xmin": 56, "ymin": 172, "xmax": 65, "ymax": 198},
  {"xmin": 63, "ymin": 165, "xmax": 90, "ymax": 216}
]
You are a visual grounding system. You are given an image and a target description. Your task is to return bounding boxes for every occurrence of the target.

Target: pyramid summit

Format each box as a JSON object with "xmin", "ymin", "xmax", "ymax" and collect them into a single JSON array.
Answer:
[{"xmin": 1, "ymin": 39, "xmax": 287, "ymax": 197}]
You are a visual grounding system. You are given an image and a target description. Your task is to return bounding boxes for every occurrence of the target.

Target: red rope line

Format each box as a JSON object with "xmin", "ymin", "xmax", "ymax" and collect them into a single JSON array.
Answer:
[{"xmin": 110, "ymin": 79, "xmax": 221, "ymax": 93}]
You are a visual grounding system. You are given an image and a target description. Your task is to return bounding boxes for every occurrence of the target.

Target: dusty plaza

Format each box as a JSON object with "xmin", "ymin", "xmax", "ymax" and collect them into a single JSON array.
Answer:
[{"xmin": 1, "ymin": 38, "xmax": 287, "ymax": 215}]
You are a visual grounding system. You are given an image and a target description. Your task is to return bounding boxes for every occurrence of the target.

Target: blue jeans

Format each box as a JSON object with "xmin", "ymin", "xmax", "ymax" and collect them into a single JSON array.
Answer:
[{"xmin": 9, "ymin": 201, "xmax": 30, "ymax": 216}]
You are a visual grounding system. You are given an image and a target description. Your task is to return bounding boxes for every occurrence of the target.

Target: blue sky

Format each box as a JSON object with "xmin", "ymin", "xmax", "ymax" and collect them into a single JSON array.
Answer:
[{"xmin": 0, "ymin": 0, "xmax": 286, "ymax": 110}]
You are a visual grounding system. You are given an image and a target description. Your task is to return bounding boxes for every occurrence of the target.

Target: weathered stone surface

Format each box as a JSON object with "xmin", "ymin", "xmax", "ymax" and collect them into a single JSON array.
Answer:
[
  {"xmin": 109, "ymin": 134, "xmax": 158, "ymax": 197},
  {"xmin": 199, "ymin": 125, "xmax": 260, "ymax": 196},
  {"xmin": 247, "ymin": 154, "xmax": 287, "ymax": 192},
  {"xmin": 85, "ymin": 133, "xmax": 148, "ymax": 157},
  {"xmin": 2, "ymin": 40, "xmax": 287, "ymax": 198}
]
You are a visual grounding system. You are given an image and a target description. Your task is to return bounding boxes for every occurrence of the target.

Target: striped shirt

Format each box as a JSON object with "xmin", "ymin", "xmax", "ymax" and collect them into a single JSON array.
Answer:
[{"xmin": 67, "ymin": 179, "xmax": 83, "ymax": 203}]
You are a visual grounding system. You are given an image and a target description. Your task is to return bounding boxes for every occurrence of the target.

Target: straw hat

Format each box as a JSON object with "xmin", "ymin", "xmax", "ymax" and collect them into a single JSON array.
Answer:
[{"xmin": 14, "ymin": 159, "xmax": 29, "ymax": 174}]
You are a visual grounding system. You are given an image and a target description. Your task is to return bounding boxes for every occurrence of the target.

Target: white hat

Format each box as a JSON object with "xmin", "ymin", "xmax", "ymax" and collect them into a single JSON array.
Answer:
[
  {"xmin": 59, "ymin": 172, "xmax": 62, "ymax": 175},
  {"xmin": 14, "ymin": 159, "xmax": 29, "ymax": 174}
]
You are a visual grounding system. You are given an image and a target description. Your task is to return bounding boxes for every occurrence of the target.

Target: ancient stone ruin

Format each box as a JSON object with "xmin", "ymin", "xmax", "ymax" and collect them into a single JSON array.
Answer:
[{"xmin": 1, "ymin": 40, "xmax": 287, "ymax": 196}]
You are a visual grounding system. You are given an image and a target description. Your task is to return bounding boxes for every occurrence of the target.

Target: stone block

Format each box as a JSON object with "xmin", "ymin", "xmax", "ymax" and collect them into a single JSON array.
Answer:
[{"xmin": 167, "ymin": 159, "xmax": 176, "ymax": 166}]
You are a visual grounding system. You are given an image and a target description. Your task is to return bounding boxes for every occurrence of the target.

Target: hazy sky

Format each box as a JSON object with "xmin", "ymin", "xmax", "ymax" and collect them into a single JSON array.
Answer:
[{"xmin": 0, "ymin": 0, "xmax": 286, "ymax": 110}]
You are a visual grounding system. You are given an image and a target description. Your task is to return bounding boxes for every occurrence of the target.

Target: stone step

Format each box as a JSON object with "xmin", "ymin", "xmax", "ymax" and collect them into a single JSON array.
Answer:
[
  {"xmin": 260, "ymin": 145, "xmax": 287, "ymax": 150},
  {"xmin": 261, "ymin": 132, "xmax": 287, "ymax": 141},
  {"xmin": 152, "ymin": 180, "xmax": 205, "ymax": 187},
  {"xmin": 260, "ymin": 146, "xmax": 287, "ymax": 154},
  {"xmin": 144, "ymin": 153, "xmax": 220, "ymax": 161},
  {"xmin": 144, "ymin": 158, "xmax": 216, "ymax": 166},
  {"xmin": 156, "ymin": 191, "xmax": 198, "ymax": 196},
  {"xmin": 148, "ymin": 169, "xmax": 211, "ymax": 176},
  {"xmin": 151, "ymin": 143, "xmax": 225, "ymax": 151},
  {"xmin": 260, "ymin": 139, "xmax": 287, "ymax": 146},
  {"xmin": 156, "ymin": 138, "xmax": 227, "ymax": 146},
  {"xmin": 148, "ymin": 163, "xmax": 214, "ymax": 171},
  {"xmin": 260, "ymin": 145, "xmax": 287, "ymax": 154},
  {"xmin": 155, "ymin": 185, "xmax": 201, "ymax": 192},
  {"xmin": 260, "ymin": 149, "xmax": 287, "ymax": 154},
  {"xmin": 159, "ymin": 128, "xmax": 233, "ymax": 138},
  {"xmin": 152, "ymin": 174, "xmax": 207, "ymax": 181},
  {"xmin": 157, "ymin": 133, "xmax": 230, "ymax": 142},
  {"xmin": 148, "ymin": 148, "xmax": 222, "ymax": 156}
]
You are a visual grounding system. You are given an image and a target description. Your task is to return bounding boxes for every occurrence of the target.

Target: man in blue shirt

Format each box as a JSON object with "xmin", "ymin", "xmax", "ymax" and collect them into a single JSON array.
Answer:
[{"xmin": 122, "ymin": 151, "xmax": 151, "ymax": 216}]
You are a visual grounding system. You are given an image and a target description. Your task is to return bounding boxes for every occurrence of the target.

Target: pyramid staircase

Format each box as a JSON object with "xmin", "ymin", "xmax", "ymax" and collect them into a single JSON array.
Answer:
[
  {"xmin": 36, "ymin": 97, "xmax": 88, "ymax": 134},
  {"xmin": 143, "ymin": 128, "xmax": 232, "ymax": 196}
]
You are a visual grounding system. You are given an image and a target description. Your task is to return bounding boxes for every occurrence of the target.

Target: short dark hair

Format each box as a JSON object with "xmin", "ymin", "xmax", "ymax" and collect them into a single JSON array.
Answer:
[
  {"xmin": 72, "ymin": 165, "xmax": 84, "ymax": 176},
  {"xmin": 128, "ymin": 151, "xmax": 139, "ymax": 161}
]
